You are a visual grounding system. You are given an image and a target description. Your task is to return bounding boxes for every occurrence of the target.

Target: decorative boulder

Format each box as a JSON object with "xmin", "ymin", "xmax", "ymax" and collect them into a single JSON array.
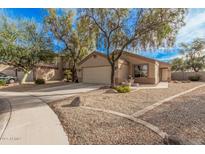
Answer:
[
  {"xmin": 163, "ymin": 135, "xmax": 192, "ymax": 145},
  {"xmin": 67, "ymin": 96, "xmax": 84, "ymax": 107}
]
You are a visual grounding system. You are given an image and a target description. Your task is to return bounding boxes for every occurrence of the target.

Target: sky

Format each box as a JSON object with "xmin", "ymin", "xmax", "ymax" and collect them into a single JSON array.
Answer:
[{"xmin": 0, "ymin": 8, "xmax": 205, "ymax": 62}]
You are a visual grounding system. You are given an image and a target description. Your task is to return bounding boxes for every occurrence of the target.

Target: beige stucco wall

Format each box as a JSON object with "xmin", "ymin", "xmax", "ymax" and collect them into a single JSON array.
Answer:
[
  {"xmin": 35, "ymin": 66, "xmax": 63, "ymax": 81},
  {"xmin": 79, "ymin": 54, "xmax": 110, "ymax": 68},
  {"xmin": 0, "ymin": 64, "xmax": 63, "ymax": 82},
  {"xmin": 168, "ymin": 68, "xmax": 171, "ymax": 81},
  {"xmin": 116, "ymin": 59, "xmax": 129, "ymax": 83},
  {"xmin": 78, "ymin": 53, "xmax": 111, "ymax": 83},
  {"xmin": 120, "ymin": 54, "xmax": 157, "ymax": 84},
  {"xmin": 155, "ymin": 62, "xmax": 160, "ymax": 84},
  {"xmin": 78, "ymin": 52, "xmax": 171, "ymax": 85}
]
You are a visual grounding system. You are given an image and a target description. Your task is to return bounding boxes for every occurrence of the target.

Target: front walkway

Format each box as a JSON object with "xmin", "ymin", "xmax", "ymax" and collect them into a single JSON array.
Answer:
[
  {"xmin": 132, "ymin": 82, "xmax": 168, "ymax": 91},
  {"xmin": 0, "ymin": 83, "xmax": 101, "ymax": 144}
]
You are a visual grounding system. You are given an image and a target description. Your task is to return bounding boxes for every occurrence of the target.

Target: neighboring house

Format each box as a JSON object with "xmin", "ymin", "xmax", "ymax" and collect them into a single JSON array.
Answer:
[
  {"xmin": 77, "ymin": 51, "xmax": 171, "ymax": 84},
  {"xmin": 0, "ymin": 56, "xmax": 64, "ymax": 82}
]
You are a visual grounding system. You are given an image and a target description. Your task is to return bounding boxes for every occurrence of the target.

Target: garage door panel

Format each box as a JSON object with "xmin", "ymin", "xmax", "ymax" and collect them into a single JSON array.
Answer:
[{"xmin": 83, "ymin": 66, "xmax": 111, "ymax": 84}]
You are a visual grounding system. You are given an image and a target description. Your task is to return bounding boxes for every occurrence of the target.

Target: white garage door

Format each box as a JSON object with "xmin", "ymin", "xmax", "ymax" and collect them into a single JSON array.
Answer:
[{"xmin": 83, "ymin": 66, "xmax": 111, "ymax": 84}]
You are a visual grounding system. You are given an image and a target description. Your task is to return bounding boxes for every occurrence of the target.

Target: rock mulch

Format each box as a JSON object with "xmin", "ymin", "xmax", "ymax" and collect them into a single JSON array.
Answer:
[
  {"xmin": 81, "ymin": 82, "xmax": 204, "ymax": 115},
  {"xmin": 140, "ymin": 86, "xmax": 205, "ymax": 144},
  {"xmin": 49, "ymin": 101, "xmax": 162, "ymax": 144},
  {"xmin": 49, "ymin": 82, "xmax": 205, "ymax": 145}
]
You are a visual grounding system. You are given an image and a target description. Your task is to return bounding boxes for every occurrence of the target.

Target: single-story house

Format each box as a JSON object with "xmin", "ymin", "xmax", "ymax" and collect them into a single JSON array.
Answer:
[
  {"xmin": 77, "ymin": 51, "xmax": 171, "ymax": 84},
  {"xmin": 0, "ymin": 56, "xmax": 64, "ymax": 82}
]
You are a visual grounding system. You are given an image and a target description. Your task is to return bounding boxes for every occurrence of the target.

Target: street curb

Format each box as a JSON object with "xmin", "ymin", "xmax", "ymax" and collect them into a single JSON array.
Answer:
[{"xmin": 0, "ymin": 98, "xmax": 12, "ymax": 140}]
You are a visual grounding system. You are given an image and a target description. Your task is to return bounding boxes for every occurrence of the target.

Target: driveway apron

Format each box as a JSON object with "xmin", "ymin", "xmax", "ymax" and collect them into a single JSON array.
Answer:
[{"xmin": 0, "ymin": 83, "xmax": 101, "ymax": 144}]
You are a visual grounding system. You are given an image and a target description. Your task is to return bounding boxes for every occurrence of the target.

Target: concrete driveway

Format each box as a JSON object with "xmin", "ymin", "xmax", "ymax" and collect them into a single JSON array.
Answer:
[{"xmin": 0, "ymin": 83, "xmax": 102, "ymax": 144}]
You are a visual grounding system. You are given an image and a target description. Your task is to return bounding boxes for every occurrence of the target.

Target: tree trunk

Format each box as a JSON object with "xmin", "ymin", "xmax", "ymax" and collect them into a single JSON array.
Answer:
[
  {"xmin": 71, "ymin": 64, "xmax": 78, "ymax": 83},
  {"xmin": 71, "ymin": 69, "xmax": 75, "ymax": 82},
  {"xmin": 110, "ymin": 63, "xmax": 115, "ymax": 88},
  {"xmin": 15, "ymin": 69, "xmax": 18, "ymax": 77},
  {"xmin": 21, "ymin": 70, "xmax": 31, "ymax": 84},
  {"xmin": 33, "ymin": 68, "xmax": 36, "ymax": 81}
]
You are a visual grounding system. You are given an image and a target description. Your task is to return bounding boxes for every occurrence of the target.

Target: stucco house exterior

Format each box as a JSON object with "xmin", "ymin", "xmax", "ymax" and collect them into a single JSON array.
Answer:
[
  {"xmin": 77, "ymin": 51, "xmax": 171, "ymax": 84},
  {"xmin": 0, "ymin": 56, "xmax": 64, "ymax": 82}
]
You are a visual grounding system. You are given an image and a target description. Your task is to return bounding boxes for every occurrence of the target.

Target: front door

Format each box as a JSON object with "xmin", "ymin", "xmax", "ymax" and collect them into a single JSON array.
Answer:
[{"xmin": 160, "ymin": 68, "xmax": 169, "ymax": 81}]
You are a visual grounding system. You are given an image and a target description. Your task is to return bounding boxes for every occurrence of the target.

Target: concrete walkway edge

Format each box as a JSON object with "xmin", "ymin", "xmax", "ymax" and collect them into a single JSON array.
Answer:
[
  {"xmin": 0, "ymin": 98, "xmax": 12, "ymax": 140},
  {"xmin": 81, "ymin": 106, "xmax": 168, "ymax": 139},
  {"xmin": 132, "ymin": 83, "xmax": 205, "ymax": 117},
  {"xmin": 0, "ymin": 83, "xmax": 101, "ymax": 144}
]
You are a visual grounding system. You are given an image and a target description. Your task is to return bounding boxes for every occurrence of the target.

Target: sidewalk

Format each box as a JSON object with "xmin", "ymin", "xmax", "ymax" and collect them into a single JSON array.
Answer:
[
  {"xmin": 0, "ymin": 83, "xmax": 101, "ymax": 144},
  {"xmin": 0, "ymin": 98, "xmax": 11, "ymax": 140},
  {"xmin": 0, "ymin": 94, "xmax": 68, "ymax": 144}
]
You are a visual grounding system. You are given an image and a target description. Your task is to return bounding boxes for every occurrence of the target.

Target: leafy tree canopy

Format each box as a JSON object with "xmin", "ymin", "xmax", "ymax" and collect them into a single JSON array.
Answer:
[
  {"xmin": 171, "ymin": 58, "xmax": 187, "ymax": 72},
  {"xmin": 80, "ymin": 8, "xmax": 187, "ymax": 86},
  {"xmin": 0, "ymin": 16, "xmax": 55, "ymax": 83},
  {"xmin": 44, "ymin": 9, "xmax": 96, "ymax": 81},
  {"xmin": 179, "ymin": 38, "xmax": 205, "ymax": 72}
]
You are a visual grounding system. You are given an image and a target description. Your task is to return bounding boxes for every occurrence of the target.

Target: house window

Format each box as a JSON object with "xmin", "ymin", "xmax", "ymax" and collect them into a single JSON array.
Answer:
[{"xmin": 134, "ymin": 64, "xmax": 148, "ymax": 78}]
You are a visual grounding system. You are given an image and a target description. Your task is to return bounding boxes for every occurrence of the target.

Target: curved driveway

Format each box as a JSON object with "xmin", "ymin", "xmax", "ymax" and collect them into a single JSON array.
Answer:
[{"xmin": 0, "ymin": 83, "xmax": 101, "ymax": 144}]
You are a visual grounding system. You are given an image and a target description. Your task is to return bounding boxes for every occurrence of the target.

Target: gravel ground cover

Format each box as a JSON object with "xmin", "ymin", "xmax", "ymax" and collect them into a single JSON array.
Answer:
[
  {"xmin": 81, "ymin": 82, "xmax": 204, "ymax": 115},
  {"xmin": 140, "ymin": 86, "xmax": 205, "ymax": 144},
  {"xmin": 49, "ymin": 100, "xmax": 163, "ymax": 144},
  {"xmin": 49, "ymin": 82, "xmax": 205, "ymax": 144}
]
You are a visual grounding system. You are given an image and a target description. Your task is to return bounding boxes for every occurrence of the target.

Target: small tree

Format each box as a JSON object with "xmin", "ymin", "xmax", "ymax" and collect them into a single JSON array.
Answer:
[
  {"xmin": 45, "ymin": 9, "xmax": 96, "ymax": 82},
  {"xmin": 186, "ymin": 57, "xmax": 205, "ymax": 72},
  {"xmin": 0, "ymin": 17, "xmax": 55, "ymax": 84},
  {"xmin": 171, "ymin": 58, "xmax": 187, "ymax": 80},
  {"xmin": 180, "ymin": 38, "xmax": 205, "ymax": 73},
  {"xmin": 82, "ymin": 8, "xmax": 187, "ymax": 87},
  {"xmin": 171, "ymin": 58, "xmax": 186, "ymax": 71}
]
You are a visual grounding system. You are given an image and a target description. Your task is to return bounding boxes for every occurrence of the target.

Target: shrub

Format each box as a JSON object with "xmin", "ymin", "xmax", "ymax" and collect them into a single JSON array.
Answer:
[
  {"xmin": 0, "ymin": 80, "xmax": 6, "ymax": 86},
  {"xmin": 64, "ymin": 69, "xmax": 72, "ymax": 82},
  {"xmin": 114, "ymin": 85, "xmax": 131, "ymax": 93},
  {"xmin": 188, "ymin": 75, "xmax": 200, "ymax": 81},
  {"xmin": 35, "ymin": 78, "xmax": 45, "ymax": 84}
]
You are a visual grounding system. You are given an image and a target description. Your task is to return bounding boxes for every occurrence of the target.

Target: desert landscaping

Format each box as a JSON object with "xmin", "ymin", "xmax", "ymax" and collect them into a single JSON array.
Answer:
[{"xmin": 49, "ymin": 82, "xmax": 205, "ymax": 144}]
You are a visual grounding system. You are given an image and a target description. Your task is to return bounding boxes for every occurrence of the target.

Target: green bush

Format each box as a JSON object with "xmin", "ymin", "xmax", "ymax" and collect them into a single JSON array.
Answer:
[
  {"xmin": 64, "ymin": 69, "xmax": 72, "ymax": 82},
  {"xmin": 35, "ymin": 79, "xmax": 45, "ymax": 85},
  {"xmin": 114, "ymin": 85, "xmax": 131, "ymax": 93},
  {"xmin": 188, "ymin": 75, "xmax": 200, "ymax": 81},
  {"xmin": 0, "ymin": 80, "xmax": 6, "ymax": 86}
]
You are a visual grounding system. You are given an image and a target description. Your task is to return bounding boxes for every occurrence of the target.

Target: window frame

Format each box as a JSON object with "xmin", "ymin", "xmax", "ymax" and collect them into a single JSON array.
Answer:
[{"xmin": 133, "ymin": 64, "xmax": 149, "ymax": 78}]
